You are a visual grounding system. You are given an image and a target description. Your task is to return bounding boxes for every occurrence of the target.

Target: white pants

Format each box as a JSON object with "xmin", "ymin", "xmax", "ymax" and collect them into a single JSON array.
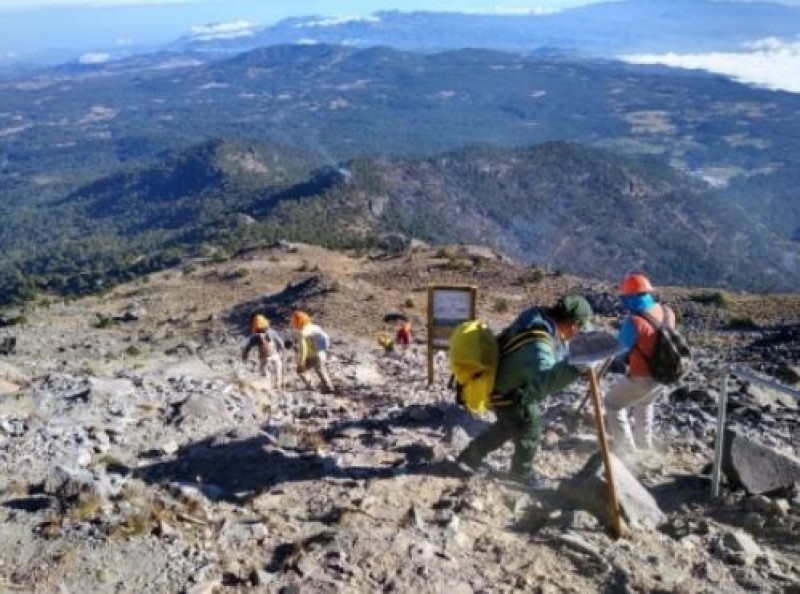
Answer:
[
  {"xmin": 261, "ymin": 352, "xmax": 283, "ymax": 390},
  {"xmin": 604, "ymin": 376, "xmax": 664, "ymax": 451}
]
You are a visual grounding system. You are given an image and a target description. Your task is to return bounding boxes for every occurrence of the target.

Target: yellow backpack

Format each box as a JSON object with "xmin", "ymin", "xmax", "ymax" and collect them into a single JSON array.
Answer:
[
  {"xmin": 448, "ymin": 313, "xmax": 556, "ymax": 412},
  {"xmin": 448, "ymin": 320, "xmax": 498, "ymax": 412}
]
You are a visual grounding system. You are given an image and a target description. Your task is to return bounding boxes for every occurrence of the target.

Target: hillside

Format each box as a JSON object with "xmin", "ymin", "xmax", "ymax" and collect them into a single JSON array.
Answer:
[
  {"xmin": 2, "ymin": 44, "xmax": 799, "ymax": 251},
  {"xmin": 0, "ymin": 241, "xmax": 798, "ymax": 593},
  {"xmin": 1, "ymin": 138, "xmax": 796, "ymax": 305}
]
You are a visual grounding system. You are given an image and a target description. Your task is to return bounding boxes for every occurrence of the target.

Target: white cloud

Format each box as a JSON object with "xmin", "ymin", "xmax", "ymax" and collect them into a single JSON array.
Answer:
[
  {"xmin": 464, "ymin": 5, "xmax": 561, "ymax": 15},
  {"xmin": 189, "ymin": 20, "xmax": 255, "ymax": 41},
  {"xmin": 298, "ymin": 15, "xmax": 381, "ymax": 28},
  {"xmin": 116, "ymin": 37, "xmax": 133, "ymax": 46},
  {"xmin": 78, "ymin": 52, "xmax": 110, "ymax": 63},
  {"xmin": 623, "ymin": 37, "xmax": 800, "ymax": 94}
]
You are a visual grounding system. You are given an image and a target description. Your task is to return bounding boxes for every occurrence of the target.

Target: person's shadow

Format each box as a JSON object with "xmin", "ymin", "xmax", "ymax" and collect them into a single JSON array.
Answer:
[{"xmin": 134, "ymin": 402, "xmax": 485, "ymax": 503}]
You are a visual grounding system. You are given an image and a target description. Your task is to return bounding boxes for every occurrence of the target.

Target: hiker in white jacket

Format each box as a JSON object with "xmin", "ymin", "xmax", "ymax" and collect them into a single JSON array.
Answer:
[{"xmin": 291, "ymin": 310, "xmax": 334, "ymax": 394}]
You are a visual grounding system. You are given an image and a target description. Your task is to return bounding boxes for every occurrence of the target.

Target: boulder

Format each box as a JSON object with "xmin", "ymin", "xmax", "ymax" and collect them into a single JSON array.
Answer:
[
  {"xmin": 559, "ymin": 451, "xmax": 666, "ymax": 530},
  {"xmin": 722, "ymin": 429, "xmax": 800, "ymax": 494}
]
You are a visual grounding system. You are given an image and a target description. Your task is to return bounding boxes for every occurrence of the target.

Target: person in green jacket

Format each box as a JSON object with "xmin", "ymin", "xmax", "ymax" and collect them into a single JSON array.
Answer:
[{"xmin": 450, "ymin": 295, "xmax": 593, "ymax": 485}]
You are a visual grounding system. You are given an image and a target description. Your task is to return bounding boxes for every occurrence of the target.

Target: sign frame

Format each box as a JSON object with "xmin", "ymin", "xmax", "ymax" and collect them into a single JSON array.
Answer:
[{"xmin": 426, "ymin": 284, "xmax": 477, "ymax": 384}]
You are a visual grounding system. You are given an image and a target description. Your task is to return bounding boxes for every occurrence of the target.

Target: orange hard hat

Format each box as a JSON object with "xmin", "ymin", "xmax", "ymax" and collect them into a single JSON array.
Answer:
[
  {"xmin": 619, "ymin": 273, "xmax": 654, "ymax": 296},
  {"xmin": 291, "ymin": 310, "xmax": 311, "ymax": 329}
]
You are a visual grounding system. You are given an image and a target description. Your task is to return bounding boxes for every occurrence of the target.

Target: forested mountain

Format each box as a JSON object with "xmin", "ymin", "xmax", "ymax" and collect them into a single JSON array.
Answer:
[
  {"xmin": 2, "ymin": 44, "xmax": 799, "ymax": 303},
  {"xmin": 0, "ymin": 138, "xmax": 795, "ymax": 304}
]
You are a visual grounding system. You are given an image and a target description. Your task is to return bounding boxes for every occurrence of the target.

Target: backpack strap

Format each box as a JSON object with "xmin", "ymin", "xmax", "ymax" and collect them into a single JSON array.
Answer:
[
  {"xmin": 634, "ymin": 310, "xmax": 662, "ymax": 330},
  {"xmin": 492, "ymin": 326, "xmax": 555, "ymax": 406},
  {"xmin": 498, "ymin": 328, "xmax": 554, "ymax": 357},
  {"xmin": 631, "ymin": 309, "xmax": 663, "ymax": 362}
]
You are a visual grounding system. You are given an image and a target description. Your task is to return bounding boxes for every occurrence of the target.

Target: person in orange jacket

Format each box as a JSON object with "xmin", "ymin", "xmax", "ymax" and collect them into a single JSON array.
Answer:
[{"xmin": 605, "ymin": 273, "xmax": 677, "ymax": 452}]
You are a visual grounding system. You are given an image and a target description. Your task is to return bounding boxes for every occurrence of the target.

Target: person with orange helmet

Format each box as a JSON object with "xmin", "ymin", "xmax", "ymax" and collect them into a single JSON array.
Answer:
[
  {"xmin": 291, "ymin": 310, "xmax": 334, "ymax": 394},
  {"xmin": 605, "ymin": 272, "xmax": 677, "ymax": 453},
  {"xmin": 242, "ymin": 313, "xmax": 285, "ymax": 389}
]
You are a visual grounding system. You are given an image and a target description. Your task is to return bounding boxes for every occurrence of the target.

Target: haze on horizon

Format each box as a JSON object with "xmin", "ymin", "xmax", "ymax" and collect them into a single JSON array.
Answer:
[{"xmin": 1, "ymin": 0, "xmax": 800, "ymax": 94}]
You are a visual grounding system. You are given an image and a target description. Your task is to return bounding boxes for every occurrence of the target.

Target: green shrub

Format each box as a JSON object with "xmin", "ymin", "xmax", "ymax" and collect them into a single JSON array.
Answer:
[
  {"xmin": 125, "ymin": 345, "xmax": 142, "ymax": 356},
  {"xmin": 726, "ymin": 316, "xmax": 757, "ymax": 330},
  {"xmin": 96, "ymin": 316, "xmax": 114, "ymax": 329},
  {"xmin": 403, "ymin": 298, "xmax": 414, "ymax": 308},
  {"xmin": 2, "ymin": 315, "xmax": 28, "ymax": 326},
  {"xmin": 493, "ymin": 298, "xmax": 509, "ymax": 313},
  {"xmin": 515, "ymin": 268, "xmax": 545, "ymax": 286},
  {"xmin": 434, "ymin": 247, "xmax": 452, "ymax": 259},
  {"xmin": 690, "ymin": 291, "xmax": 730, "ymax": 308}
]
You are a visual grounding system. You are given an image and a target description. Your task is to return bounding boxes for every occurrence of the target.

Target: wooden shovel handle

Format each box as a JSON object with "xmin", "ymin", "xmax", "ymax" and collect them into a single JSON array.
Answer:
[{"xmin": 587, "ymin": 368, "xmax": 624, "ymax": 539}]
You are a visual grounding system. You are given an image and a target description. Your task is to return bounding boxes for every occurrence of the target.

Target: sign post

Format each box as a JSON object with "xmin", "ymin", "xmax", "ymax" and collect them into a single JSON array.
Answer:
[{"xmin": 426, "ymin": 285, "xmax": 477, "ymax": 384}]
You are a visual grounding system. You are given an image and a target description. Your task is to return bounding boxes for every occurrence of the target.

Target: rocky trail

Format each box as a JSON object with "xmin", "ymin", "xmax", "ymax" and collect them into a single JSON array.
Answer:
[{"xmin": 0, "ymin": 243, "xmax": 798, "ymax": 593}]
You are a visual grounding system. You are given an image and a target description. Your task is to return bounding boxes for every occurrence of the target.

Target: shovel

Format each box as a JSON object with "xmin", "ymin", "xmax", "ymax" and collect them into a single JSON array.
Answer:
[
  {"xmin": 568, "ymin": 331, "xmax": 624, "ymax": 366},
  {"xmin": 573, "ymin": 357, "xmax": 614, "ymax": 414},
  {"xmin": 568, "ymin": 331, "xmax": 623, "ymax": 413},
  {"xmin": 569, "ymin": 331, "xmax": 625, "ymax": 539},
  {"xmin": 586, "ymin": 366, "xmax": 624, "ymax": 539}
]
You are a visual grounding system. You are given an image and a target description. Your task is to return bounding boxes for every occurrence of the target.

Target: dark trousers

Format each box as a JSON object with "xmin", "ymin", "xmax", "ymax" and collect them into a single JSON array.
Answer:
[{"xmin": 457, "ymin": 396, "xmax": 542, "ymax": 478}]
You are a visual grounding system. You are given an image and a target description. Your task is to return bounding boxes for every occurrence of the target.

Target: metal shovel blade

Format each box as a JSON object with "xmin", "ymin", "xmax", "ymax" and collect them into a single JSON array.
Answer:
[{"xmin": 568, "ymin": 331, "xmax": 623, "ymax": 365}]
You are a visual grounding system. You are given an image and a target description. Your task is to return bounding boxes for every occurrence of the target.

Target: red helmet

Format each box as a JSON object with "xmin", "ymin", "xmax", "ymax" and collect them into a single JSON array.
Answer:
[{"xmin": 619, "ymin": 273, "xmax": 653, "ymax": 296}]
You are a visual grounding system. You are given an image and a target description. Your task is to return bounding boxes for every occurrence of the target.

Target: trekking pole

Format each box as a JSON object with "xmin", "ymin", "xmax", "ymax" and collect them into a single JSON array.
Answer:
[{"xmin": 586, "ymin": 368, "xmax": 624, "ymax": 539}]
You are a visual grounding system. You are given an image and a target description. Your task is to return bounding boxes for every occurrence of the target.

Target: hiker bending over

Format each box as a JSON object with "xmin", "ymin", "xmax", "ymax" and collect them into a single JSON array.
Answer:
[
  {"xmin": 605, "ymin": 273, "xmax": 677, "ymax": 452},
  {"xmin": 449, "ymin": 296, "xmax": 593, "ymax": 486},
  {"xmin": 241, "ymin": 314, "xmax": 285, "ymax": 389},
  {"xmin": 291, "ymin": 310, "xmax": 334, "ymax": 394}
]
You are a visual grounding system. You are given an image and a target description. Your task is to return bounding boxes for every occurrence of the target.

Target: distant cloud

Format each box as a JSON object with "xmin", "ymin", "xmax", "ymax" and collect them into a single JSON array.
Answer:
[
  {"xmin": 623, "ymin": 37, "xmax": 800, "ymax": 94},
  {"xmin": 78, "ymin": 52, "xmax": 110, "ymax": 63},
  {"xmin": 299, "ymin": 15, "xmax": 381, "ymax": 28},
  {"xmin": 465, "ymin": 5, "xmax": 560, "ymax": 15},
  {"xmin": 189, "ymin": 20, "xmax": 255, "ymax": 41},
  {"xmin": 116, "ymin": 37, "xmax": 133, "ymax": 46}
]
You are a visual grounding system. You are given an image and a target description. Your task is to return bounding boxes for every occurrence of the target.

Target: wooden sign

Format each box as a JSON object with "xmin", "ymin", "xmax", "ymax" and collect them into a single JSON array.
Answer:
[{"xmin": 427, "ymin": 285, "xmax": 477, "ymax": 384}]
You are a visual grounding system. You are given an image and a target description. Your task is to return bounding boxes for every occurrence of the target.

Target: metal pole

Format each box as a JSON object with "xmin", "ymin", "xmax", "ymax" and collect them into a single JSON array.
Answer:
[
  {"xmin": 587, "ymin": 368, "xmax": 624, "ymax": 539},
  {"xmin": 711, "ymin": 367, "xmax": 729, "ymax": 499},
  {"xmin": 730, "ymin": 364, "xmax": 800, "ymax": 400}
]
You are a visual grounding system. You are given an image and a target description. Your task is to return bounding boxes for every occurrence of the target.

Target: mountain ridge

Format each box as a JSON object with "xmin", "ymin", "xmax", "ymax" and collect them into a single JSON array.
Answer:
[{"xmin": 3, "ymin": 138, "xmax": 794, "ymax": 305}]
